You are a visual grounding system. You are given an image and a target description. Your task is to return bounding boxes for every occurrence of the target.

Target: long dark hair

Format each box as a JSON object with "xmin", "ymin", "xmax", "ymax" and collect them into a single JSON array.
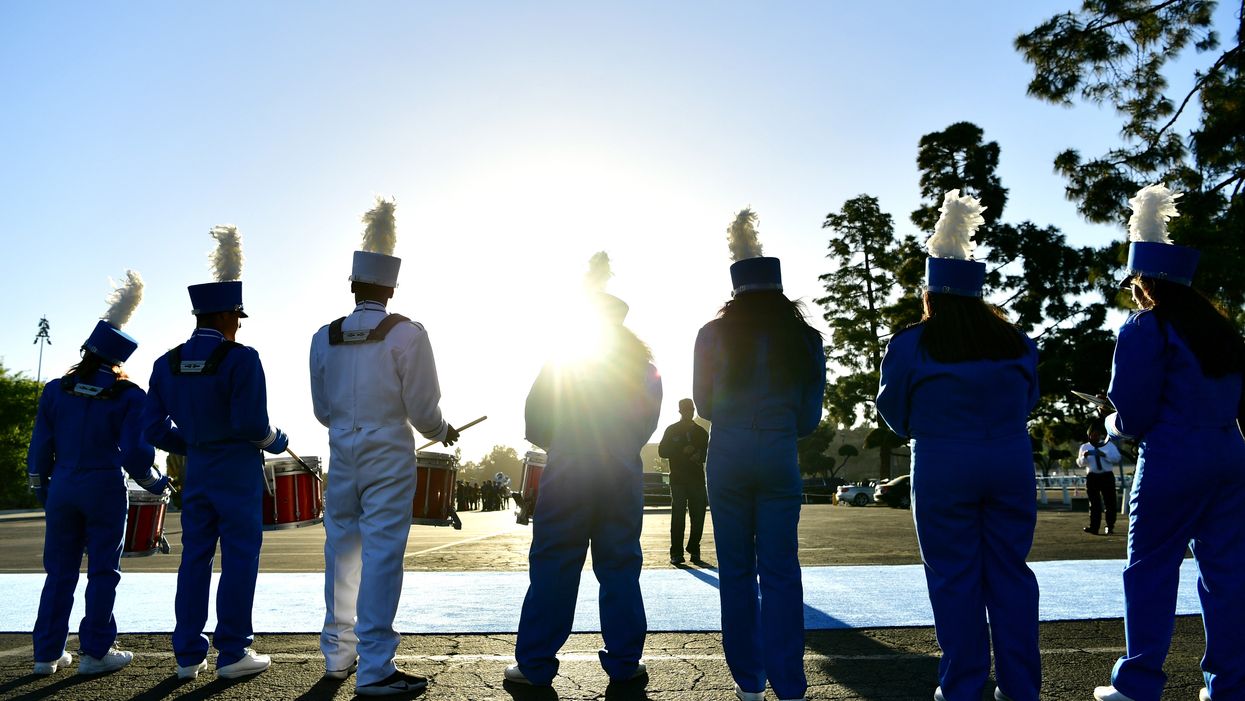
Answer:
[
  {"xmin": 65, "ymin": 351, "xmax": 125, "ymax": 382},
  {"xmin": 917, "ymin": 292, "xmax": 1028, "ymax": 364},
  {"xmin": 716, "ymin": 291, "xmax": 822, "ymax": 389},
  {"xmin": 1136, "ymin": 277, "xmax": 1245, "ymax": 377}
]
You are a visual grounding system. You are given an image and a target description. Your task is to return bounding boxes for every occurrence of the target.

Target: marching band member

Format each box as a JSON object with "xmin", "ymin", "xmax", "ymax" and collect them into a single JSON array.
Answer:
[
  {"xmin": 507, "ymin": 252, "xmax": 662, "ymax": 688},
  {"xmin": 142, "ymin": 226, "xmax": 289, "ymax": 680},
  {"xmin": 1093, "ymin": 185, "xmax": 1245, "ymax": 701},
  {"xmin": 876, "ymin": 191, "xmax": 1040, "ymax": 701},
  {"xmin": 28, "ymin": 272, "xmax": 166, "ymax": 676},
  {"xmin": 310, "ymin": 198, "xmax": 458, "ymax": 696},
  {"xmin": 693, "ymin": 210, "xmax": 825, "ymax": 701}
]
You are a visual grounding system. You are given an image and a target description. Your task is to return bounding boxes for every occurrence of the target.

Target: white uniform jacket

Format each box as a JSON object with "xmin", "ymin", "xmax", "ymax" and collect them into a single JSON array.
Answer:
[{"xmin": 310, "ymin": 301, "xmax": 449, "ymax": 445}]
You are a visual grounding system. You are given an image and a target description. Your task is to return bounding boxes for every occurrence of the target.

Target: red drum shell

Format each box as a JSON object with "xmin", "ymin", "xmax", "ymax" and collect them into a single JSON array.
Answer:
[
  {"xmin": 413, "ymin": 451, "xmax": 457, "ymax": 526},
  {"xmin": 124, "ymin": 489, "xmax": 168, "ymax": 557},
  {"xmin": 262, "ymin": 457, "xmax": 324, "ymax": 530},
  {"xmin": 520, "ymin": 451, "xmax": 547, "ymax": 519}
]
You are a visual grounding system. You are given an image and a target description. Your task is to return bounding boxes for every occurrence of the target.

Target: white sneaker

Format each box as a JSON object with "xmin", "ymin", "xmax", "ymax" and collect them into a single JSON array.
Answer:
[
  {"xmin": 736, "ymin": 683, "xmax": 766, "ymax": 701},
  {"xmin": 177, "ymin": 659, "xmax": 208, "ymax": 679},
  {"xmin": 1094, "ymin": 686, "xmax": 1137, "ymax": 701},
  {"xmin": 33, "ymin": 651, "xmax": 72, "ymax": 675},
  {"xmin": 935, "ymin": 687, "xmax": 947, "ymax": 701},
  {"xmin": 325, "ymin": 658, "xmax": 358, "ymax": 680},
  {"xmin": 504, "ymin": 664, "xmax": 534, "ymax": 685},
  {"xmin": 995, "ymin": 687, "xmax": 1013, "ymax": 701},
  {"xmin": 216, "ymin": 649, "xmax": 271, "ymax": 679},
  {"xmin": 78, "ymin": 648, "xmax": 133, "ymax": 675},
  {"xmin": 1201, "ymin": 688, "xmax": 1212, "ymax": 701}
]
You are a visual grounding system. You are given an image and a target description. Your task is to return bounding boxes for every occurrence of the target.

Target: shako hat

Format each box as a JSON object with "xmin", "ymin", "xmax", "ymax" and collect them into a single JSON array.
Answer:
[
  {"xmin": 350, "ymin": 197, "xmax": 401, "ymax": 287},
  {"xmin": 188, "ymin": 225, "xmax": 247, "ymax": 317},
  {"xmin": 584, "ymin": 252, "xmax": 628, "ymax": 323},
  {"xmin": 1123, "ymin": 184, "xmax": 1197, "ymax": 286},
  {"xmin": 725, "ymin": 208, "xmax": 782, "ymax": 295},
  {"xmin": 83, "ymin": 270, "xmax": 144, "ymax": 365},
  {"xmin": 925, "ymin": 190, "xmax": 987, "ymax": 297}
]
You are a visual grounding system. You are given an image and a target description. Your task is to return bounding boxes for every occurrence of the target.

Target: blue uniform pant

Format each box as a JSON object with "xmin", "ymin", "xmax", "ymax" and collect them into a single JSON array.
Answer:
[
  {"xmin": 173, "ymin": 451, "xmax": 264, "ymax": 668},
  {"xmin": 515, "ymin": 452, "xmax": 646, "ymax": 685},
  {"xmin": 1111, "ymin": 424, "xmax": 1245, "ymax": 701},
  {"xmin": 670, "ymin": 482, "xmax": 707, "ymax": 559},
  {"xmin": 911, "ymin": 435, "xmax": 1040, "ymax": 701},
  {"xmin": 33, "ymin": 469, "xmax": 127, "ymax": 662},
  {"xmin": 706, "ymin": 427, "xmax": 805, "ymax": 700}
]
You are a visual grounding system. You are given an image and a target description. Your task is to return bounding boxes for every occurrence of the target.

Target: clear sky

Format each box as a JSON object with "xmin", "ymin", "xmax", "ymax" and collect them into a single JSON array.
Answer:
[{"xmin": 0, "ymin": 1, "xmax": 1227, "ymax": 464}]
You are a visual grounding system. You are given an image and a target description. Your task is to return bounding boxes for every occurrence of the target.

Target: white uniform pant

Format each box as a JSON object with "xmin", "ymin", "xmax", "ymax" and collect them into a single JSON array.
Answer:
[{"xmin": 321, "ymin": 427, "xmax": 417, "ymax": 687}]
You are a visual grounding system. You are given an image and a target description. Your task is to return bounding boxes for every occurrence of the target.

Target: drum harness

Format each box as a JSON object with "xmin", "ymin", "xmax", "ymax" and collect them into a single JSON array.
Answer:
[
  {"xmin": 60, "ymin": 375, "xmax": 138, "ymax": 399},
  {"xmin": 327, "ymin": 313, "xmax": 410, "ymax": 345},
  {"xmin": 167, "ymin": 340, "xmax": 241, "ymax": 376}
]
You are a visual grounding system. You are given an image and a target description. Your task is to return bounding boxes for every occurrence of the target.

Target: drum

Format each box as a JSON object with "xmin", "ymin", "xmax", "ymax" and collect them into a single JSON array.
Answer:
[
  {"xmin": 262, "ymin": 456, "xmax": 324, "ymax": 530},
  {"xmin": 124, "ymin": 482, "xmax": 170, "ymax": 558},
  {"xmin": 515, "ymin": 450, "xmax": 547, "ymax": 525},
  {"xmin": 413, "ymin": 451, "xmax": 461, "ymax": 529}
]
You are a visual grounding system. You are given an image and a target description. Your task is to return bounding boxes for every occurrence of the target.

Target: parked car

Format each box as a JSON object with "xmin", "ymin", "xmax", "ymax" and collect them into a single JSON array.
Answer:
[
  {"xmin": 802, "ymin": 477, "xmax": 845, "ymax": 504},
  {"xmin": 836, "ymin": 482, "xmax": 876, "ymax": 507},
  {"xmin": 874, "ymin": 474, "xmax": 912, "ymax": 508},
  {"xmin": 642, "ymin": 472, "xmax": 671, "ymax": 506}
]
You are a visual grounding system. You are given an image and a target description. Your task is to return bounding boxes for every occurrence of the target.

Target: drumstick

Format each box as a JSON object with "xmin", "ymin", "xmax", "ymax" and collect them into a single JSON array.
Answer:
[
  {"xmin": 418, "ymin": 415, "xmax": 488, "ymax": 450},
  {"xmin": 286, "ymin": 447, "xmax": 323, "ymax": 482}
]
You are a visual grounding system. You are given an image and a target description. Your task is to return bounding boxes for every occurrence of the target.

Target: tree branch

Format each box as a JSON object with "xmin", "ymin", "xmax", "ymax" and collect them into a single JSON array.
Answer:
[
  {"xmin": 1151, "ymin": 43, "xmax": 1241, "ymax": 146},
  {"xmin": 1209, "ymin": 170, "xmax": 1245, "ymax": 195},
  {"xmin": 1084, "ymin": 0, "xmax": 1183, "ymax": 34}
]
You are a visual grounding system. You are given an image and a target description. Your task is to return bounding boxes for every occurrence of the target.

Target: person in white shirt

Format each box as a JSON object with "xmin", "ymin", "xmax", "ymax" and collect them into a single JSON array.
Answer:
[
  {"xmin": 309, "ymin": 199, "xmax": 458, "ymax": 697},
  {"xmin": 1077, "ymin": 423, "xmax": 1122, "ymax": 535}
]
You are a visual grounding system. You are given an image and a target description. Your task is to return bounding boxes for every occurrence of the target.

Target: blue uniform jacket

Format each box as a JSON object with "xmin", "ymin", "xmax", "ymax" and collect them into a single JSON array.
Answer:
[
  {"xmin": 1107, "ymin": 310, "xmax": 1244, "ymax": 439},
  {"xmin": 142, "ymin": 329, "xmax": 275, "ymax": 460},
  {"xmin": 877, "ymin": 325, "xmax": 1039, "ymax": 440},
  {"xmin": 525, "ymin": 359, "xmax": 663, "ymax": 459},
  {"xmin": 692, "ymin": 321, "xmax": 825, "ymax": 436},
  {"xmin": 27, "ymin": 369, "xmax": 155, "ymax": 481}
]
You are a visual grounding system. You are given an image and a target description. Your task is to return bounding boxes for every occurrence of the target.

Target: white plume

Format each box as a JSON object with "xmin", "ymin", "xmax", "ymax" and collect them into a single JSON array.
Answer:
[
  {"xmin": 584, "ymin": 251, "xmax": 613, "ymax": 292},
  {"xmin": 927, "ymin": 190, "xmax": 986, "ymax": 260},
  {"xmin": 102, "ymin": 269, "xmax": 143, "ymax": 328},
  {"xmin": 361, "ymin": 197, "xmax": 398, "ymax": 255},
  {"xmin": 208, "ymin": 225, "xmax": 244, "ymax": 281},
  {"xmin": 726, "ymin": 208, "xmax": 763, "ymax": 261},
  {"xmin": 1127, "ymin": 183, "xmax": 1181, "ymax": 243}
]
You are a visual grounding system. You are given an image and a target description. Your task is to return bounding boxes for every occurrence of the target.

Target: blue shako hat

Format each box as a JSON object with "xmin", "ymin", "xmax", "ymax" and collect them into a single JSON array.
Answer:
[
  {"xmin": 188, "ymin": 280, "xmax": 248, "ymax": 317},
  {"xmin": 924, "ymin": 190, "xmax": 988, "ymax": 298},
  {"xmin": 82, "ymin": 320, "xmax": 138, "ymax": 365},
  {"xmin": 1125, "ymin": 241, "xmax": 1199, "ymax": 286},
  {"xmin": 729, "ymin": 256, "xmax": 783, "ymax": 296},
  {"xmin": 925, "ymin": 257, "xmax": 986, "ymax": 297},
  {"xmin": 594, "ymin": 292, "xmax": 629, "ymax": 324}
]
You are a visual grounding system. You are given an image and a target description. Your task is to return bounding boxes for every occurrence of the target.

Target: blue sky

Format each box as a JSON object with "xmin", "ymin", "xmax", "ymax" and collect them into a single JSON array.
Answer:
[{"xmin": 0, "ymin": 1, "xmax": 1227, "ymax": 463}]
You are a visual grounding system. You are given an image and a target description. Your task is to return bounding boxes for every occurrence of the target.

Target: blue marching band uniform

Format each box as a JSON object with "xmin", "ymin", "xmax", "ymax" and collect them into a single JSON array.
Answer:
[{"xmin": 22, "ymin": 187, "xmax": 1245, "ymax": 701}]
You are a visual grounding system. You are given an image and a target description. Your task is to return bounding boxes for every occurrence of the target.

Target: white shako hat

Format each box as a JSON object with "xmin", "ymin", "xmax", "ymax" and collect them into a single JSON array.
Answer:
[
  {"xmin": 924, "ymin": 190, "xmax": 987, "ymax": 297},
  {"xmin": 350, "ymin": 197, "xmax": 401, "ymax": 287}
]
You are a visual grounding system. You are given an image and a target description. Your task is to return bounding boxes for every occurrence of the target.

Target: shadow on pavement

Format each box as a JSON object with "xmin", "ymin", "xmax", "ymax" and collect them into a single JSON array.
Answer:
[
  {"xmin": 0, "ymin": 671, "xmax": 94, "ymax": 699},
  {"xmin": 503, "ymin": 679, "xmax": 559, "ymax": 700}
]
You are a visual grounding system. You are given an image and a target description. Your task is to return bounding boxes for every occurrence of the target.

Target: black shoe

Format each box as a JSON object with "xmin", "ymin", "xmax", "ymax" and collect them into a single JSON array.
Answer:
[
  {"xmin": 1105, "ymin": 527, "xmax": 1115, "ymax": 535},
  {"xmin": 686, "ymin": 550, "xmax": 700, "ymax": 562},
  {"xmin": 1083, "ymin": 527, "xmax": 1099, "ymax": 535},
  {"xmin": 669, "ymin": 555, "xmax": 685, "ymax": 565},
  {"xmin": 357, "ymin": 670, "xmax": 428, "ymax": 696}
]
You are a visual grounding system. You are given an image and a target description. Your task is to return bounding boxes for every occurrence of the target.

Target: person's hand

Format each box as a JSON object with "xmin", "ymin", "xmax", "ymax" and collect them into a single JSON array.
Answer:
[
  {"xmin": 136, "ymin": 468, "xmax": 171, "ymax": 495},
  {"xmin": 265, "ymin": 428, "xmax": 290, "ymax": 455},
  {"xmin": 443, "ymin": 424, "xmax": 460, "ymax": 447}
]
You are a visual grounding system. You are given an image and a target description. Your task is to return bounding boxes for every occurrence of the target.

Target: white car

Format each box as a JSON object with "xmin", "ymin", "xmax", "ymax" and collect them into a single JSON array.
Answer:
[{"xmin": 836, "ymin": 483, "xmax": 875, "ymax": 507}]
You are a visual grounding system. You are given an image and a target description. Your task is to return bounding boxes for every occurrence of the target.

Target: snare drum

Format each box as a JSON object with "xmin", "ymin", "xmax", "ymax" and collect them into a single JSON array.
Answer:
[
  {"xmin": 515, "ymin": 450, "xmax": 547, "ymax": 525},
  {"xmin": 413, "ymin": 451, "xmax": 461, "ymax": 529},
  {"xmin": 262, "ymin": 456, "xmax": 324, "ymax": 530},
  {"xmin": 124, "ymin": 482, "xmax": 169, "ymax": 557}
]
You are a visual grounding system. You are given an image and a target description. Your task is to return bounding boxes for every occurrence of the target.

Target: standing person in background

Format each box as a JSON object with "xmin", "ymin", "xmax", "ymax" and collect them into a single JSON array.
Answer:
[
  {"xmin": 693, "ymin": 209, "xmax": 825, "ymax": 701},
  {"xmin": 143, "ymin": 227, "xmax": 290, "ymax": 681},
  {"xmin": 507, "ymin": 252, "xmax": 662, "ymax": 689},
  {"xmin": 310, "ymin": 198, "xmax": 459, "ymax": 697},
  {"xmin": 1093, "ymin": 185, "xmax": 1245, "ymax": 701},
  {"xmin": 658, "ymin": 398, "xmax": 710, "ymax": 565},
  {"xmin": 876, "ymin": 192, "xmax": 1040, "ymax": 701},
  {"xmin": 28, "ymin": 272, "xmax": 166, "ymax": 676},
  {"xmin": 1078, "ymin": 423, "xmax": 1122, "ymax": 535}
]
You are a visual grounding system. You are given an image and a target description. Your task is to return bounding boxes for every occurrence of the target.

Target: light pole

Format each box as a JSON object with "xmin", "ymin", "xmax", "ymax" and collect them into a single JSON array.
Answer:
[{"xmin": 33, "ymin": 316, "xmax": 51, "ymax": 385}]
